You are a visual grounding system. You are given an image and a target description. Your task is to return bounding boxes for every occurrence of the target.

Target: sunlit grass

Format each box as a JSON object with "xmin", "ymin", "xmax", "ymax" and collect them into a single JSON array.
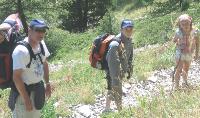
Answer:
[
  {"xmin": 0, "ymin": 89, "xmax": 11, "ymax": 118},
  {"xmin": 134, "ymin": 44, "xmax": 175, "ymax": 80},
  {"xmin": 102, "ymin": 88, "xmax": 200, "ymax": 117},
  {"xmin": 1, "ymin": 1, "xmax": 200, "ymax": 117}
]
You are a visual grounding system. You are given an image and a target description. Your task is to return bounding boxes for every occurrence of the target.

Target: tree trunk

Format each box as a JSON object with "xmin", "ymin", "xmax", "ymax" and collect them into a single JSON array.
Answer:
[
  {"xmin": 17, "ymin": 0, "xmax": 28, "ymax": 36},
  {"xmin": 76, "ymin": 0, "xmax": 83, "ymax": 32},
  {"xmin": 83, "ymin": 0, "xmax": 88, "ymax": 31}
]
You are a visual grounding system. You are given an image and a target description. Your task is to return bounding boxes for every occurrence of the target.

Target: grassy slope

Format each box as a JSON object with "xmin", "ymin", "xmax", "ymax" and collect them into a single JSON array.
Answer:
[{"xmin": 1, "ymin": 1, "xmax": 200, "ymax": 117}]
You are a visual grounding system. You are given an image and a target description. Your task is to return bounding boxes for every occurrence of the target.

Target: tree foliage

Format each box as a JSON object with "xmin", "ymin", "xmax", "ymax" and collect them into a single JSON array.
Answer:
[
  {"xmin": 59, "ymin": 0, "xmax": 112, "ymax": 32},
  {"xmin": 97, "ymin": 10, "xmax": 119, "ymax": 34},
  {"xmin": 0, "ymin": 0, "xmax": 61, "ymax": 27}
]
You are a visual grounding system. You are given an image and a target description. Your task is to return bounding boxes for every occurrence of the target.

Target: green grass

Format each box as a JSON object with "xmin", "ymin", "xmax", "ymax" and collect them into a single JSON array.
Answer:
[
  {"xmin": 1, "ymin": 0, "xmax": 200, "ymax": 117},
  {"xmin": 101, "ymin": 88, "xmax": 200, "ymax": 118},
  {"xmin": 134, "ymin": 44, "xmax": 175, "ymax": 80},
  {"xmin": 41, "ymin": 50, "xmax": 107, "ymax": 117},
  {"xmin": 0, "ymin": 89, "xmax": 11, "ymax": 118},
  {"xmin": 46, "ymin": 28, "xmax": 96, "ymax": 61}
]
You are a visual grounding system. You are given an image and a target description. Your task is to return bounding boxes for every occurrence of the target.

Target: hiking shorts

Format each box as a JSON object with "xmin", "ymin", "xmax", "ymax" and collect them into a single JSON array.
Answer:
[
  {"xmin": 175, "ymin": 49, "xmax": 192, "ymax": 62},
  {"xmin": 12, "ymin": 92, "xmax": 41, "ymax": 118}
]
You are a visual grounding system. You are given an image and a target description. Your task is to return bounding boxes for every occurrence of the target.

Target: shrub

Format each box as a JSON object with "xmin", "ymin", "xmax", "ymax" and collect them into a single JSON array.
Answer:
[
  {"xmin": 97, "ymin": 10, "xmax": 120, "ymax": 35},
  {"xmin": 45, "ymin": 28, "xmax": 96, "ymax": 60},
  {"xmin": 180, "ymin": 0, "xmax": 190, "ymax": 11}
]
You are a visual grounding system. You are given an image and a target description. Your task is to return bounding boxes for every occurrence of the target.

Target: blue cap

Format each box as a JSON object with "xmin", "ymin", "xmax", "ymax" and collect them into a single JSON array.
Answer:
[
  {"xmin": 29, "ymin": 19, "xmax": 49, "ymax": 30},
  {"xmin": 121, "ymin": 19, "xmax": 134, "ymax": 29}
]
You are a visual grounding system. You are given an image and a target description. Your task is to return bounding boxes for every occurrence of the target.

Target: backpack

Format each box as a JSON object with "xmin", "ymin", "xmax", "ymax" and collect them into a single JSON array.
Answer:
[
  {"xmin": 0, "ymin": 25, "xmax": 45, "ymax": 89},
  {"xmin": 89, "ymin": 33, "xmax": 115, "ymax": 70}
]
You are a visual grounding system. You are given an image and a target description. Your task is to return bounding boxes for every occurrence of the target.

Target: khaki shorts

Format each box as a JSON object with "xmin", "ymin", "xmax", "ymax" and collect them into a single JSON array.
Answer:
[{"xmin": 12, "ymin": 92, "xmax": 41, "ymax": 118}]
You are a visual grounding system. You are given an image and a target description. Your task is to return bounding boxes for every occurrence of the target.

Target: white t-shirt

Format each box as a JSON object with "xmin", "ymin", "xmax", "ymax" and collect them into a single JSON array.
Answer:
[{"xmin": 12, "ymin": 37, "xmax": 50, "ymax": 85}]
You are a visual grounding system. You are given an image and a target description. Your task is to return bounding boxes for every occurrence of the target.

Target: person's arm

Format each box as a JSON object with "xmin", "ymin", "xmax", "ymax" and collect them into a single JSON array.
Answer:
[
  {"xmin": 127, "ymin": 53, "xmax": 133, "ymax": 79},
  {"xmin": 43, "ymin": 59, "xmax": 51, "ymax": 98},
  {"xmin": 13, "ymin": 69, "xmax": 33, "ymax": 111},
  {"xmin": 172, "ymin": 29, "xmax": 180, "ymax": 43},
  {"xmin": 127, "ymin": 44, "xmax": 133, "ymax": 79}
]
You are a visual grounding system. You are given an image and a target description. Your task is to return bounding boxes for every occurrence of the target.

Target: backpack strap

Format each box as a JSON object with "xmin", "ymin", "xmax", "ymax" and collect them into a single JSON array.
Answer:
[
  {"xmin": 16, "ymin": 41, "xmax": 36, "ymax": 68},
  {"xmin": 39, "ymin": 42, "xmax": 45, "ymax": 56},
  {"xmin": 17, "ymin": 41, "xmax": 45, "ymax": 68},
  {"xmin": 37, "ymin": 54, "xmax": 43, "ymax": 65},
  {"xmin": 37, "ymin": 42, "xmax": 45, "ymax": 65}
]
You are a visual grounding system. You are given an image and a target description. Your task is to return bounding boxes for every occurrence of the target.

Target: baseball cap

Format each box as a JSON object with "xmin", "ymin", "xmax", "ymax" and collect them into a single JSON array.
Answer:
[
  {"xmin": 29, "ymin": 19, "xmax": 49, "ymax": 30},
  {"xmin": 121, "ymin": 19, "xmax": 134, "ymax": 29}
]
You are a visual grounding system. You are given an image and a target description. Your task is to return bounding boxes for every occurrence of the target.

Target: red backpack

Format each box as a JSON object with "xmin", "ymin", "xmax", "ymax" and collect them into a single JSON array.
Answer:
[
  {"xmin": 89, "ymin": 33, "xmax": 115, "ymax": 70},
  {"xmin": 0, "ymin": 28, "xmax": 23, "ymax": 89}
]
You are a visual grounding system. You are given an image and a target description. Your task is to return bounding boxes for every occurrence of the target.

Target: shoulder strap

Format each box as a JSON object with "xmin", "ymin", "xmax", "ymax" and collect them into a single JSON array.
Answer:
[
  {"xmin": 17, "ymin": 41, "xmax": 36, "ymax": 68},
  {"xmin": 111, "ymin": 36, "xmax": 122, "ymax": 44},
  {"xmin": 107, "ymin": 35, "xmax": 115, "ymax": 41},
  {"xmin": 39, "ymin": 42, "xmax": 45, "ymax": 56}
]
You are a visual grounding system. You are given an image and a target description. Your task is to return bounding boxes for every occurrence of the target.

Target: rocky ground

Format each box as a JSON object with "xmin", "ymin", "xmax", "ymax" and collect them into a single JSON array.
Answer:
[{"xmin": 63, "ymin": 60, "xmax": 200, "ymax": 118}]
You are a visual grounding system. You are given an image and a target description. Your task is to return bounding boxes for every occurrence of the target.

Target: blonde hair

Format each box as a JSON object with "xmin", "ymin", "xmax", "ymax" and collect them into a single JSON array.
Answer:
[{"xmin": 177, "ymin": 14, "xmax": 193, "ymax": 33}]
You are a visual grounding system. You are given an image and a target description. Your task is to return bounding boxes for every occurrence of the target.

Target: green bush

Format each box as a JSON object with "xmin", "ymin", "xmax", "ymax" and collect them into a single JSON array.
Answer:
[
  {"xmin": 134, "ymin": 15, "xmax": 175, "ymax": 48},
  {"xmin": 180, "ymin": 0, "xmax": 190, "ymax": 11},
  {"xmin": 45, "ymin": 28, "xmax": 96, "ymax": 61},
  {"xmin": 97, "ymin": 10, "xmax": 120, "ymax": 35}
]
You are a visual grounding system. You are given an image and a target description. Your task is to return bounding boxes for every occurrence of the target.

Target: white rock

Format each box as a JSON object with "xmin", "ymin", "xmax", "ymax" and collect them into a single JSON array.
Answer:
[
  {"xmin": 124, "ymin": 83, "xmax": 132, "ymax": 89},
  {"xmin": 76, "ymin": 105, "xmax": 92, "ymax": 118},
  {"xmin": 147, "ymin": 76, "xmax": 158, "ymax": 83},
  {"xmin": 53, "ymin": 102, "xmax": 60, "ymax": 108}
]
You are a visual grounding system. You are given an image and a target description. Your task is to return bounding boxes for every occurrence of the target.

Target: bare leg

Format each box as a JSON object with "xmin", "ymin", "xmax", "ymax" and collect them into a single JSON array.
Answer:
[
  {"xmin": 182, "ymin": 61, "xmax": 191, "ymax": 87},
  {"xmin": 174, "ymin": 61, "xmax": 183, "ymax": 89}
]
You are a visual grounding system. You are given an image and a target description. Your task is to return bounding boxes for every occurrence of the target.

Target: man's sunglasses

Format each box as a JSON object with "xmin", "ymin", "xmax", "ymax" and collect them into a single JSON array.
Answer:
[{"xmin": 31, "ymin": 27, "xmax": 46, "ymax": 33}]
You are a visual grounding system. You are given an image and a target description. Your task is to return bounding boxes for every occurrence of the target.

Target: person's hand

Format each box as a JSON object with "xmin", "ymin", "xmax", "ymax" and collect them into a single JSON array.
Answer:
[
  {"xmin": 24, "ymin": 97, "xmax": 33, "ymax": 111},
  {"xmin": 45, "ymin": 83, "xmax": 51, "ymax": 99},
  {"xmin": 127, "ymin": 65, "xmax": 133, "ymax": 79},
  {"xmin": 127, "ymin": 71, "xmax": 131, "ymax": 79}
]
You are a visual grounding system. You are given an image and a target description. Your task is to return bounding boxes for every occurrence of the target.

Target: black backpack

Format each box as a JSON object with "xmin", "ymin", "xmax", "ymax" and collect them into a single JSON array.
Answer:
[{"xmin": 0, "ymin": 28, "xmax": 45, "ymax": 89}]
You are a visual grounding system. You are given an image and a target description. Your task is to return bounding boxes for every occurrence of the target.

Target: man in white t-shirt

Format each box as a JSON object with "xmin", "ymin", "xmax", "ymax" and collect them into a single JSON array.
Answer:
[{"xmin": 10, "ymin": 19, "xmax": 51, "ymax": 118}]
